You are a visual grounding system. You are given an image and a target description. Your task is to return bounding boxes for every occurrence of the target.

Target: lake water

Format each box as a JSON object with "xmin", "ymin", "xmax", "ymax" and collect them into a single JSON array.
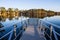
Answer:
[
  {"xmin": 43, "ymin": 16, "xmax": 60, "ymax": 26},
  {"xmin": 0, "ymin": 16, "xmax": 60, "ymax": 40},
  {"xmin": 42, "ymin": 16, "xmax": 60, "ymax": 40},
  {"xmin": 0, "ymin": 17, "xmax": 29, "ymax": 38}
]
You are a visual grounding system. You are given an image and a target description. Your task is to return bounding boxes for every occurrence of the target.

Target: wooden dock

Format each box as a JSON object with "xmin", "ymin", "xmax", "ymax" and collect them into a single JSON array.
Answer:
[{"xmin": 20, "ymin": 25, "xmax": 46, "ymax": 40}]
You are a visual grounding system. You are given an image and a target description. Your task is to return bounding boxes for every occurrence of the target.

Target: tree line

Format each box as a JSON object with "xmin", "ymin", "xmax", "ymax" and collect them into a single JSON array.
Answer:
[{"xmin": 0, "ymin": 7, "xmax": 60, "ymax": 18}]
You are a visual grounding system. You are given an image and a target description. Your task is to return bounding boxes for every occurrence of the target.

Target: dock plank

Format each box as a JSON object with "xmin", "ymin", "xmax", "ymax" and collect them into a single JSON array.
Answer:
[{"xmin": 20, "ymin": 25, "xmax": 46, "ymax": 40}]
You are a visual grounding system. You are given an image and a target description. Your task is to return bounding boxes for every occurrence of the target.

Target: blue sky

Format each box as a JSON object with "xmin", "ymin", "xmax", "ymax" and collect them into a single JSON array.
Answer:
[{"xmin": 0, "ymin": 0, "xmax": 60, "ymax": 11}]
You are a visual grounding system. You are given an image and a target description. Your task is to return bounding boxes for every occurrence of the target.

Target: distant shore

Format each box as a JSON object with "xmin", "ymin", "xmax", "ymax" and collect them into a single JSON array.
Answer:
[{"xmin": 0, "ymin": 7, "xmax": 60, "ymax": 18}]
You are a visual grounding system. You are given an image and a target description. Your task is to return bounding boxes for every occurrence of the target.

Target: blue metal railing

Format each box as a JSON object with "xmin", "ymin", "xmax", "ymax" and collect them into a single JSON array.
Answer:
[
  {"xmin": 41, "ymin": 20, "xmax": 60, "ymax": 40},
  {"xmin": 0, "ymin": 30, "xmax": 13, "ymax": 40},
  {"xmin": 0, "ymin": 18, "xmax": 28, "ymax": 40},
  {"xmin": 0, "ymin": 18, "xmax": 60, "ymax": 40},
  {"xmin": 8, "ymin": 30, "xmax": 13, "ymax": 40}
]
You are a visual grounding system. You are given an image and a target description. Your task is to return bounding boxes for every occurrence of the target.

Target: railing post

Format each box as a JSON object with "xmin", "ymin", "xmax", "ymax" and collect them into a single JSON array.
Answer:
[
  {"xmin": 26, "ymin": 20, "xmax": 28, "ymax": 27},
  {"xmin": 41, "ymin": 20, "xmax": 42, "ymax": 31},
  {"xmin": 28, "ymin": 19, "xmax": 29, "ymax": 25},
  {"xmin": 38, "ymin": 19, "xmax": 40, "ymax": 27},
  {"xmin": 23, "ymin": 22, "xmax": 27, "ymax": 31},
  {"xmin": 50, "ymin": 25, "xmax": 53, "ymax": 40},
  {"xmin": 39, "ymin": 20, "xmax": 41, "ymax": 31},
  {"xmin": 43, "ymin": 27, "xmax": 45, "ymax": 36},
  {"xmin": 13, "ymin": 24, "xmax": 17, "ymax": 38}
]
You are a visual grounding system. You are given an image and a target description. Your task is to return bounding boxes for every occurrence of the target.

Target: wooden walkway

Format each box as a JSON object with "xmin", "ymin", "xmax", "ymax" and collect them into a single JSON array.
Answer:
[{"xmin": 20, "ymin": 25, "xmax": 46, "ymax": 40}]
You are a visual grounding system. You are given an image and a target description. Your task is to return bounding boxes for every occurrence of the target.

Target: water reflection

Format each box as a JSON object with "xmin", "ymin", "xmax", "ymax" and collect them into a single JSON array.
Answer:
[
  {"xmin": 0, "ymin": 15, "xmax": 19, "ymax": 22},
  {"xmin": 0, "ymin": 16, "xmax": 29, "ymax": 38},
  {"xmin": 0, "ymin": 23, "xmax": 4, "ymax": 28},
  {"xmin": 0, "ymin": 16, "xmax": 2, "ymax": 21},
  {"xmin": 43, "ymin": 16, "xmax": 60, "ymax": 26},
  {"xmin": 0, "ymin": 23, "xmax": 5, "ymax": 33},
  {"xmin": 41, "ymin": 16, "xmax": 60, "ymax": 40}
]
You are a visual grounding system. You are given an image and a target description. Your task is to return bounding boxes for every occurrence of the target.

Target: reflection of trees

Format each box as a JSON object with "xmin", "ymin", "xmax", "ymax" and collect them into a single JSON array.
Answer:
[
  {"xmin": 0, "ymin": 7, "xmax": 60, "ymax": 21},
  {"xmin": 1, "ymin": 18, "xmax": 6, "ymax": 22},
  {"xmin": 22, "ymin": 9, "xmax": 55, "ymax": 18},
  {"xmin": 0, "ymin": 7, "xmax": 20, "ymax": 21},
  {"xmin": 47, "ymin": 10, "xmax": 55, "ymax": 17},
  {"xmin": 7, "ymin": 8, "xmax": 20, "ymax": 19},
  {"xmin": 8, "ymin": 17, "xmax": 13, "ymax": 20},
  {"xmin": 1, "ymin": 7, "xmax": 7, "ymax": 18},
  {"xmin": 14, "ymin": 8, "xmax": 19, "ymax": 17},
  {"xmin": 15, "ymin": 17, "xmax": 19, "ymax": 20},
  {"xmin": 8, "ymin": 8, "xmax": 14, "ymax": 18},
  {"xmin": 25, "ymin": 9, "xmax": 47, "ymax": 18},
  {"xmin": 0, "ymin": 7, "xmax": 7, "ymax": 21},
  {"xmin": 7, "ymin": 8, "xmax": 14, "ymax": 20},
  {"xmin": 0, "ymin": 16, "xmax": 2, "ymax": 21},
  {"xmin": 0, "ymin": 17, "xmax": 6, "ymax": 22}
]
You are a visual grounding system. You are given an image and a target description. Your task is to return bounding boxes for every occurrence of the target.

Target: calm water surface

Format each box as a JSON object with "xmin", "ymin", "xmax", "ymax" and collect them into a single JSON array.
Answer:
[
  {"xmin": 0, "ymin": 17, "xmax": 28, "ymax": 37},
  {"xmin": 43, "ymin": 16, "xmax": 60, "ymax": 34},
  {"xmin": 43, "ymin": 16, "xmax": 60, "ymax": 26},
  {"xmin": 0, "ymin": 16, "xmax": 60, "ymax": 38}
]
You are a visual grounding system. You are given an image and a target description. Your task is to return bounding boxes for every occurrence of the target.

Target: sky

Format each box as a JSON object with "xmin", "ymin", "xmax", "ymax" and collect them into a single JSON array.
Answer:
[{"xmin": 0, "ymin": 0, "xmax": 60, "ymax": 11}]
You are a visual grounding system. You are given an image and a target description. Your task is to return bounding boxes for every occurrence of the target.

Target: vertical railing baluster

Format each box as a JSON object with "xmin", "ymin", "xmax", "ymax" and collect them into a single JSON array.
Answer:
[
  {"xmin": 43, "ymin": 27, "xmax": 45, "ymax": 36},
  {"xmin": 53, "ymin": 30, "xmax": 58, "ymax": 40},
  {"xmin": 49, "ymin": 25, "xmax": 53, "ymax": 40},
  {"xmin": 13, "ymin": 24, "xmax": 17, "ymax": 38},
  {"xmin": 8, "ymin": 31, "xmax": 13, "ymax": 40}
]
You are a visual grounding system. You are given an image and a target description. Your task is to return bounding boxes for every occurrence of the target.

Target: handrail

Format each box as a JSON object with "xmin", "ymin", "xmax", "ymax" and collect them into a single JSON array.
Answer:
[
  {"xmin": 8, "ymin": 30, "xmax": 13, "ymax": 40},
  {"xmin": 42, "ymin": 20, "xmax": 60, "ymax": 28},
  {"xmin": 44, "ymin": 31, "xmax": 51, "ymax": 38},
  {"xmin": 53, "ymin": 29, "xmax": 60, "ymax": 36},
  {"xmin": 41, "ymin": 20, "xmax": 60, "ymax": 36},
  {"xmin": 40, "ymin": 19, "xmax": 60, "ymax": 40},
  {"xmin": 0, "ymin": 23, "xmax": 19, "ymax": 39},
  {"xmin": 38, "ymin": 19, "xmax": 52, "ymax": 40},
  {"xmin": 0, "ymin": 19, "xmax": 28, "ymax": 40},
  {"xmin": 13, "ymin": 19, "xmax": 28, "ymax": 40},
  {"xmin": 0, "ymin": 18, "xmax": 60, "ymax": 40},
  {"xmin": 0, "ymin": 30, "xmax": 13, "ymax": 39},
  {"xmin": 13, "ymin": 30, "xmax": 24, "ymax": 40},
  {"xmin": 53, "ymin": 29, "xmax": 58, "ymax": 40},
  {"xmin": 1, "ymin": 18, "xmax": 29, "ymax": 29}
]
